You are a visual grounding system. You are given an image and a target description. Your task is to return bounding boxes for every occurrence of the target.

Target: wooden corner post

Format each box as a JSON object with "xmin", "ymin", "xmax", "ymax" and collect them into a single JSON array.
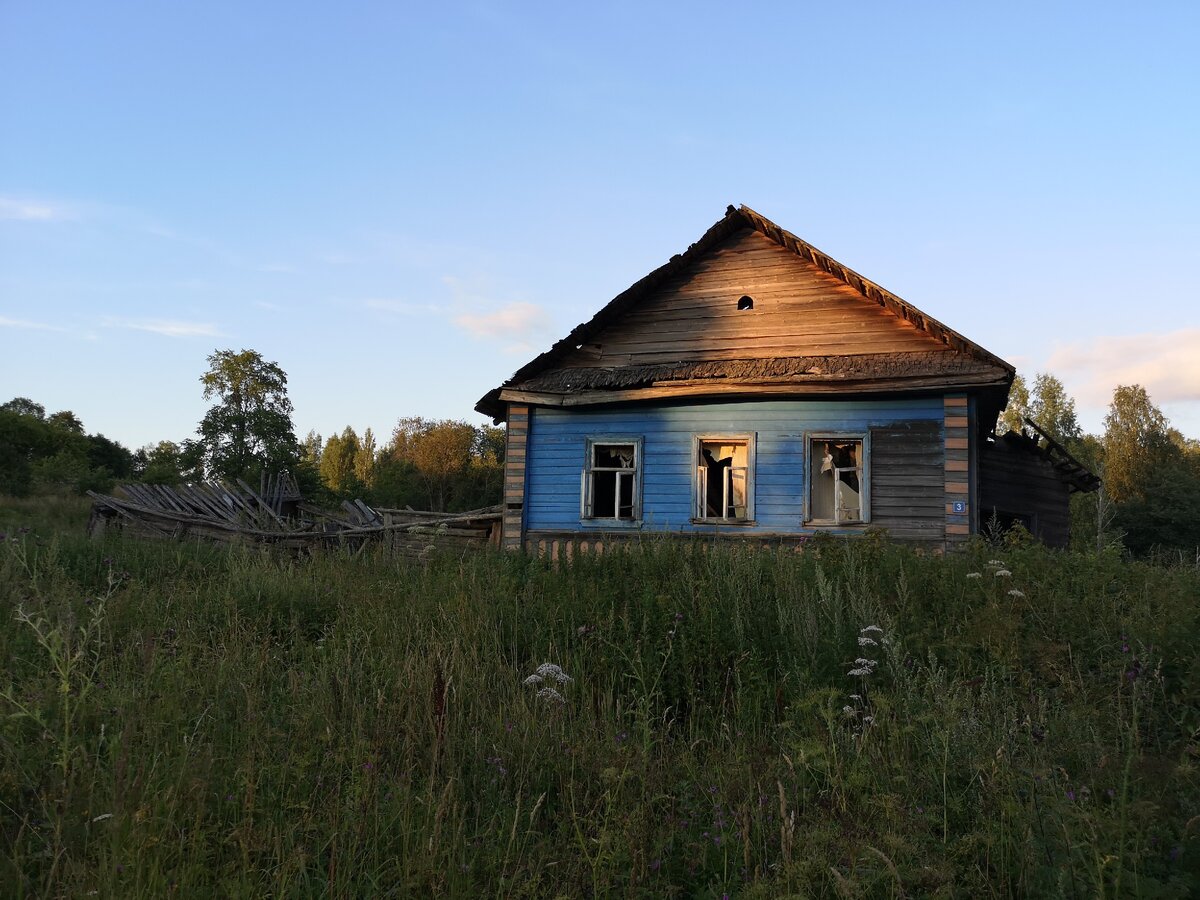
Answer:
[
  {"xmin": 502, "ymin": 404, "xmax": 529, "ymax": 550},
  {"xmin": 944, "ymin": 393, "xmax": 970, "ymax": 549}
]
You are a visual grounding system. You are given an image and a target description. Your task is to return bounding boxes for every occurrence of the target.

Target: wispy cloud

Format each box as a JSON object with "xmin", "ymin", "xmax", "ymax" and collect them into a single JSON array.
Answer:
[
  {"xmin": 0, "ymin": 196, "xmax": 77, "ymax": 222},
  {"xmin": 0, "ymin": 315, "xmax": 66, "ymax": 331},
  {"xmin": 104, "ymin": 318, "xmax": 225, "ymax": 338},
  {"xmin": 453, "ymin": 301, "xmax": 553, "ymax": 354},
  {"xmin": 363, "ymin": 298, "xmax": 441, "ymax": 316},
  {"xmin": 1047, "ymin": 328, "xmax": 1200, "ymax": 406}
]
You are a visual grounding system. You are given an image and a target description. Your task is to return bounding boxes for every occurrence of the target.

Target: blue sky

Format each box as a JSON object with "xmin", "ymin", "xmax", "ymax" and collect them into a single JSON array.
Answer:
[{"xmin": 2, "ymin": 1, "xmax": 1198, "ymax": 450}]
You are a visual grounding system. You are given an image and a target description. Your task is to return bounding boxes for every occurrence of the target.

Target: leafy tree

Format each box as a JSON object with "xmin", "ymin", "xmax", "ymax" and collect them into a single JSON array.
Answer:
[
  {"xmin": 300, "ymin": 430, "xmax": 323, "ymax": 466},
  {"xmin": 319, "ymin": 427, "xmax": 361, "ymax": 495},
  {"xmin": 1102, "ymin": 384, "xmax": 1172, "ymax": 503},
  {"xmin": 354, "ymin": 427, "xmax": 377, "ymax": 488},
  {"xmin": 47, "ymin": 410, "xmax": 85, "ymax": 433},
  {"xmin": 996, "ymin": 375, "xmax": 1029, "ymax": 435},
  {"xmin": 1028, "ymin": 373, "xmax": 1081, "ymax": 445},
  {"xmin": 192, "ymin": 349, "xmax": 300, "ymax": 482},
  {"xmin": 1, "ymin": 397, "xmax": 46, "ymax": 420},
  {"xmin": 136, "ymin": 441, "xmax": 186, "ymax": 485}
]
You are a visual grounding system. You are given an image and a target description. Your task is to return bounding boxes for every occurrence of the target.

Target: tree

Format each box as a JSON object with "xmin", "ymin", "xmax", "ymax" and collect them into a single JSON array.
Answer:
[
  {"xmin": 354, "ymin": 427, "xmax": 377, "ymax": 488},
  {"xmin": 47, "ymin": 410, "xmax": 85, "ymax": 433},
  {"xmin": 136, "ymin": 441, "xmax": 186, "ymax": 485},
  {"xmin": 319, "ymin": 427, "xmax": 360, "ymax": 495},
  {"xmin": 1028, "ymin": 373, "xmax": 1081, "ymax": 445},
  {"xmin": 1102, "ymin": 384, "xmax": 1172, "ymax": 503},
  {"xmin": 192, "ymin": 349, "xmax": 300, "ymax": 482},
  {"xmin": 996, "ymin": 375, "xmax": 1029, "ymax": 435},
  {"xmin": 1, "ymin": 397, "xmax": 46, "ymax": 420}
]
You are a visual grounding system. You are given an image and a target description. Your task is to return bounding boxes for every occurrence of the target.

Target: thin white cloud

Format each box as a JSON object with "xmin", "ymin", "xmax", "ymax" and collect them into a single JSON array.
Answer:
[
  {"xmin": 454, "ymin": 301, "xmax": 552, "ymax": 342},
  {"xmin": 0, "ymin": 196, "xmax": 77, "ymax": 222},
  {"xmin": 1046, "ymin": 328, "xmax": 1200, "ymax": 406},
  {"xmin": 104, "ymin": 318, "xmax": 225, "ymax": 338},
  {"xmin": 0, "ymin": 315, "xmax": 67, "ymax": 331}
]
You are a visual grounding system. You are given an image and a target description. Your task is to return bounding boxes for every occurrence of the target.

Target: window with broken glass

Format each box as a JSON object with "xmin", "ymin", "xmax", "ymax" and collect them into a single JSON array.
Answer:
[
  {"xmin": 581, "ymin": 439, "xmax": 640, "ymax": 521},
  {"xmin": 694, "ymin": 437, "xmax": 753, "ymax": 522},
  {"xmin": 807, "ymin": 435, "xmax": 868, "ymax": 525}
]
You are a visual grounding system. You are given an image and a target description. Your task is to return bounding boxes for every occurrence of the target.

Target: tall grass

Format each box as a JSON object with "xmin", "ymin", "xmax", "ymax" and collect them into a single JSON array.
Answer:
[{"xmin": 1, "ymin": 498, "xmax": 1198, "ymax": 897}]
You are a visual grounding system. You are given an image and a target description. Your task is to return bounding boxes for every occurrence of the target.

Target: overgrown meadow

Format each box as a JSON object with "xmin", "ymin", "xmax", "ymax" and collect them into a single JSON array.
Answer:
[{"xmin": 2, "ymin": 498, "xmax": 1198, "ymax": 898}]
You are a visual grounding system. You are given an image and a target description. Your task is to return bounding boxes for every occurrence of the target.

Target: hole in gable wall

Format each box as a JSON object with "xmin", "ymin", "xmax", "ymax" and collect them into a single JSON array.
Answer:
[{"xmin": 737, "ymin": 295, "xmax": 754, "ymax": 310}]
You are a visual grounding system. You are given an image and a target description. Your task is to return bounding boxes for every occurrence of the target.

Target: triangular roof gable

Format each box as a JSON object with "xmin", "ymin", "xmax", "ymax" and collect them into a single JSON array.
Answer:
[{"xmin": 477, "ymin": 204, "xmax": 1014, "ymax": 417}]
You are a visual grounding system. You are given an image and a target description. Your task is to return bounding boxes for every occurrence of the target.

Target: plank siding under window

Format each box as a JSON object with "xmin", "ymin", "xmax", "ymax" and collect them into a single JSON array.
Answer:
[{"xmin": 525, "ymin": 398, "xmax": 944, "ymax": 536}]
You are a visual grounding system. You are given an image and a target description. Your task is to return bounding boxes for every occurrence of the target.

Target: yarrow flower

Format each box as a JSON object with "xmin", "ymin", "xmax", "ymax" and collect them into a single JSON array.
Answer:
[
  {"xmin": 993, "ymin": 569, "xmax": 1012, "ymax": 578},
  {"xmin": 987, "ymin": 559, "xmax": 1006, "ymax": 567},
  {"xmin": 857, "ymin": 636, "xmax": 879, "ymax": 646},
  {"xmin": 966, "ymin": 572, "xmax": 983, "ymax": 579},
  {"xmin": 1008, "ymin": 589, "xmax": 1025, "ymax": 598},
  {"xmin": 535, "ymin": 662, "xmax": 572, "ymax": 684},
  {"xmin": 860, "ymin": 626, "xmax": 883, "ymax": 635},
  {"xmin": 525, "ymin": 662, "xmax": 572, "ymax": 703}
]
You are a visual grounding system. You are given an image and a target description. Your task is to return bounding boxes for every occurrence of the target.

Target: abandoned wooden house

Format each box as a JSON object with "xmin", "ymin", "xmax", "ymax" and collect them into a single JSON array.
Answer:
[{"xmin": 476, "ymin": 205, "xmax": 1097, "ymax": 553}]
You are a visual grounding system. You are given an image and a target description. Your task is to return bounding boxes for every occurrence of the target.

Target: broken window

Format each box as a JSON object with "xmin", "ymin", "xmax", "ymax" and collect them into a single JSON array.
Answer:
[
  {"xmin": 695, "ymin": 437, "xmax": 753, "ymax": 521},
  {"xmin": 808, "ymin": 436, "xmax": 868, "ymax": 525},
  {"xmin": 581, "ymin": 439, "xmax": 640, "ymax": 521}
]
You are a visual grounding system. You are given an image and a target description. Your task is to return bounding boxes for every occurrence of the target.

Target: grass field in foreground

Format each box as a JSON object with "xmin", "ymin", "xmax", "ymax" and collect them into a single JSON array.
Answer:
[{"xmin": 1, "ymin": 496, "xmax": 1198, "ymax": 898}]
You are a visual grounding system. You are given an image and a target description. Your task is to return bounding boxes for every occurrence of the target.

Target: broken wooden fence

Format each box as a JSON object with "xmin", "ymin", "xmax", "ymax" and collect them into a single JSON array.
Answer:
[{"xmin": 87, "ymin": 481, "xmax": 501, "ymax": 559}]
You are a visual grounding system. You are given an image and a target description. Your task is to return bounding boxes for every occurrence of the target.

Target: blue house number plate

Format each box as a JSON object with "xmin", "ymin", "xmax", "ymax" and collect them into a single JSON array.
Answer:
[{"xmin": 952, "ymin": 501, "xmax": 967, "ymax": 513}]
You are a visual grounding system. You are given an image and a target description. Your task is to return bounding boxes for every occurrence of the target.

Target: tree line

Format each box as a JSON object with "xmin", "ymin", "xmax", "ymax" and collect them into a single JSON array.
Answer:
[{"xmin": 2, "ymin": 349, "xmax": 1198, "ymax": 553}]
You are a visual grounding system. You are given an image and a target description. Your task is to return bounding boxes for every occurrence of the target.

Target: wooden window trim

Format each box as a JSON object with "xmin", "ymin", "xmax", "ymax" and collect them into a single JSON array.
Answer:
[
  {"xmin": 804, "ymin": 432, "xmax": 871, "ymax": 526},
  {"xmin": 692, "ymin": 434, "xmax": 757, "ymax": 525},
  {"xmin": 581, "ymin": 435, "xmax": 643, "ymax": 525}
]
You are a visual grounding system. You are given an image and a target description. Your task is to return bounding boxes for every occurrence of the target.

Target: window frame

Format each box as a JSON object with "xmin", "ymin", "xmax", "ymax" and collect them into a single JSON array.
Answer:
[
  {"xmin": 804, "ymin": 432, "xmax": 871, "ymax": 526},
  {"xmin": 580, "ymin": 435, "xmax": 643, "ymax": 524},
  {"xmin": 691, "ymin": 433, "xmax": 756, "ymax": 524}
]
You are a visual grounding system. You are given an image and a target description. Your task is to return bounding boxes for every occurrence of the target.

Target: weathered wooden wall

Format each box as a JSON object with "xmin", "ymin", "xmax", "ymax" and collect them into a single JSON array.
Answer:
[
  {"xmin": 521, "ymin": 397, "xmax": 946, "ymax": 540},
  {"xmin": 978, "ymin": 437, "xmax": 1071, "ymax": 548},
  {"xmin": 869, "ymin": 420, "xmax": 945, "ymax": 543},
  {"xmin": 558, "ymin": 228, "xmax": 951, "ymax": 369}
]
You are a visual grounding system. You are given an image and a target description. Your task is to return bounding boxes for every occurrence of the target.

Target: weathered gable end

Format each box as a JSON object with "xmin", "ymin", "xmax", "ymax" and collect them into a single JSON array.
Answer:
[
  {"xmin": 477, "ymin": 205, "xmax": 1013, "ymax": 421},
  {"xmin": 557, "ymin": 226, "xmax": 950, "ymax": 368}
]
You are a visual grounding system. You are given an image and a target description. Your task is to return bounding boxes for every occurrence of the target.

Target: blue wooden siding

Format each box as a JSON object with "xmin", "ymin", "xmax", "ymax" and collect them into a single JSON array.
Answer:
[{"xmin": 525, "ymin": 399, "xmax": 945, "ymax": 534}]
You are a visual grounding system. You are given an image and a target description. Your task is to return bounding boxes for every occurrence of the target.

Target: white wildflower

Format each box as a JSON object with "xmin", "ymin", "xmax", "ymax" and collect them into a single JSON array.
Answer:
[
  {"xmin": 987, "ymin": 559, "xmax": 1006, "ymax": 567},
  {"xmin": 857, "ymin": 636, "xmax": 879, "ymax": 647},
  {"xmin": 966, "ymin": 572, "xmax": 983, "ymax": 579},
  {"xmin": 860, "ymin": 625, "xmax": 884, "ymax": 634},
  {"xmin": 993, "ymin": 569, "xmax": 1012, "ymax": 578},
  {"xmin": 536, "ymin": 686, "xmax": 565, "ymax": 704},
  {"xmin": 90, "ymin": 813, "xmax": 113, "ymax": 823},
  {"xmin": 854, "ymin": 658, "xmax": 877, "ymax": 668},
  {"xmin": 523, "ymin": 674, "xmax": 543, "ymax": 686},
  {"xmin": 862, "ymin": 715, "xmax": 875, "ymax": 724},
  {"xmin": 842, "ymin": 705, "xmax": 856, "ymax": 714},
  {"xmin": 848, "ymin": 667, "xmax": 873, "ymax": 677},
  {"xmin": 1008, "ymin": 589, "xmax": 1025, "ymax": 598},
  {"xmin": 849, "ymin": 694, "xmax": 861, "ymax": 700},
  {"xmin": 535, "ymin": 662, "xmax": 572, "ymax": 684}
]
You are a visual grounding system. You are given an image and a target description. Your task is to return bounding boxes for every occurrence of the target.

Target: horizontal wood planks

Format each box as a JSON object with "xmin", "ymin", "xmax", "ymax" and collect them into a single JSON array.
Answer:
[
  {"xmin": 557, "ymin": 229, "xmax": 952, "ymax": 369},
  {"xmin": 502, "ymin": 404, "xmax": 529, "ymax": 550},
  {"xmin": 524, "ymin": 397, "xmax": 944, "ymax": 538},
  {"xmin": 943, "ymin": 394, "xmax": 970, "ymax": 546},
  {"xmin": 978, "ymin": 439, "xmax": 1071, "ymax": 548},
  {"xmin": 870, "ymin": 421, "xmax": 945, "ymax": 542}
]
